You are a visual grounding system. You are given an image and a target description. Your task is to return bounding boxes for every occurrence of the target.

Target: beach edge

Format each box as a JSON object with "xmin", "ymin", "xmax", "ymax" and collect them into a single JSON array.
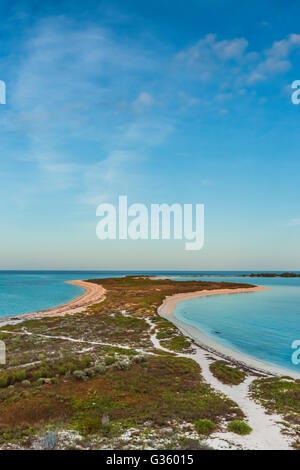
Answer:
[
  {"xmin": 0, "ymin": 280, "xmax": 106, "ymax": 325},
  {"xmin": 158, "ymin": 286, "xmax": 300, "ymax": 380}
]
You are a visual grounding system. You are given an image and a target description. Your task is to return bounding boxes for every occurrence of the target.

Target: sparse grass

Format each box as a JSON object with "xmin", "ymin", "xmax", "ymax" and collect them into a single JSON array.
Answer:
[
  {"xmin": 161, "ymin": 335, "xmax": 192, "ymax": 353},
  {"xmin": 250, "ymin": 376, "xmax": 300, "ymax": 423},
  {"xmin": 209, "ymin": 361, "xmax": 246, "ymax": 385},
  {"xmin": 168, "ymin": 437, "xmax": 213, "ymax": 450},
  {"xmin": 0, "ymin": 355, "xmax": 92, "ymax": 389},
  {"xmin": 87, "ymin": 276, "xmax": 254, "ymax": 318},
  {"xmin": 0, "ymin": 275, "xmax": 252, "ymax": 448},
  {"xmin": 227, "ymin": 420, "xmax": 252, "ymax": 435},
  {"xmin": 151, "ymin": 315, "xmax": 193, "ymax": 353},
  {"xmin": 0, "ymin": 356, "xmax": 243, "ymax": 444}
]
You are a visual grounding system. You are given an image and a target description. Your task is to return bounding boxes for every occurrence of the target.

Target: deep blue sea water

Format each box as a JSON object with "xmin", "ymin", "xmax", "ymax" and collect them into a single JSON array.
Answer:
[{"xmin": 1, "ymin": 270, "xmax": 300, "ymax": 373}]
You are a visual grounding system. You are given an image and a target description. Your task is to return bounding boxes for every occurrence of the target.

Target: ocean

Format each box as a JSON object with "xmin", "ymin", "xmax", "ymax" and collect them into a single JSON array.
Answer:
[
  {"xmin": 0, "ymin": 270, "xmax": 299, "ymax": 373},
  {"xmin": 0, "ymin": 270, "xmax": 255, "ymax": 317},
  {"xmin": 170, "ymin": 275, "xmax": 300, "ymax": 373}
]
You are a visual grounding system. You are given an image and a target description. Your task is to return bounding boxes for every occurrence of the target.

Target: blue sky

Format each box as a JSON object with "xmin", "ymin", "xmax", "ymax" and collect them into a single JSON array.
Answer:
[{"xmin": 0, "ymin": 0, "xmax": 300, "ymax": 270}]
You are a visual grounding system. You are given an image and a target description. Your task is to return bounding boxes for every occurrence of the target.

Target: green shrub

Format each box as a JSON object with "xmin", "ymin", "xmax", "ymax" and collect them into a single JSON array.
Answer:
[
  {"xmin": 175, "ymin": 437, "xmax": 213, "ymax": 450},
  {"xmin": 0, "ymin": 369, "xmax": 28, "ymax": 388},
  {"xmin": 115, "ymin": 360, "xmax": 130, "ymax": 371},
  {"xmin": 162, "ymin": 335, "xmax": 191, "ymax": 352},
  {"xmin": 194, "ymin": 419, "xmax": 217, "ymax": 435},
  {"xmin": 209, "ymin": 361, "xmax": 246, "ymax": 385},
  {"xmin": 0, "ymin": 373, "xmax": 8, "ymax": 388},
  {"xmin": 33, "ymin": 367, "xmax": 53, "ymax": 381},
  {"xmin": 22, "ymin": 380, "xmax": 31, "ymax": 386},
  {"xmin": 36, "ymin": 378, "xmax": 46, "ymax": 385},
  {"xmin": 250, "ymin": 376, "xmax": 300, "ymax": 418},
  {"xmin": 156, "ymin": 330, "xmax": 172, "ymax": 340},
  {"xmin": 12, "ymin": 369, "xmax": 27, "ymax": 383},
  {"xmin": 227, "ymin": 420, "xmax": 252, "ymax": 435},
  {"xmin": 94, "ymin": 363, "xmax": 106, "ymax": 373},
  {"xmin": 79, "ymin": 355, "xmax": 92, "ymax": 369},
  {"xmin": 131, "ymin": 355, "xmax": 147, "ymax": 364},
  {"xmin": 77, "ymin": 416, "xmax": 101, "ymax": 435},
  {"xmin": 104, "ymin": 356, "xmax": 116, "ymax": 366},
  {"xmin": 73, "ymin": 370, "xmax": 88, "ymax": 381}
]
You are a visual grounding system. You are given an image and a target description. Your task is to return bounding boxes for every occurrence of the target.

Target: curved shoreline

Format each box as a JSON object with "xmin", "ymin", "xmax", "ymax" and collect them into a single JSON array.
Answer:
[
  {"xmin": 158, "ymin": 286, "xmax": 300, "ymax": 379},
  {"xmin": 0, "ymin": 280, "xmax": 106, "ymax": 324}
]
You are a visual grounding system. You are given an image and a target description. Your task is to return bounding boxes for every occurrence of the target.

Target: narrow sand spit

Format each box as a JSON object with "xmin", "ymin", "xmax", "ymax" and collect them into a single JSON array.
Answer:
[
  {"xmin": 156, "ymin": 287, "xmax": 295, "ymax": 450},
  {"xmin": 158, "ymin": 286, "xmax": 269, "ymax": 315},
  {"xmin": 3, "ymin": 280, "xmax": 106, "ymax": 322}
]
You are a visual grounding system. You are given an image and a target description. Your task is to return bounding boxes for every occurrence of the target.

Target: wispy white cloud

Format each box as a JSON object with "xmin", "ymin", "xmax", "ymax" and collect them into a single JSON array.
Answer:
[
  {"xmin": 175, "ymin": 34, "xmax": 250, "ymax": 82},
  {"xmin": 176, "ymin": 33, "xmax": 300, "ymax": 88},
  {"xmin": 2, "ymin": 19, "xmax": 300, "ymax": 210},
  {"xmin": 247, "ymin": 34, "xmax": 300, "ymax": 83},
  {"xmin": 1, "ymin": 16, "xmax": 172, "ymax": 205},
  {"xmin": 286, "ymin": 218, "xmax": 300, "ymax": 227}
]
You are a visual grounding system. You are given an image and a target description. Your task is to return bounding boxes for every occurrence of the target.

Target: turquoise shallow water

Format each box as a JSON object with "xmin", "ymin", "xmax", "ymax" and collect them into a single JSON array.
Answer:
[
  {"xmin": 0, "ymin": 271, "xmax": 127, "ymax": 317},
  {"xmin": 1, "ymin": 271, "xmax": 300, "ymax": 374},
  {"xmin": 0, "ymin": 270, "xmax": 254, "ymax": 317},
  {"xmin": 0, "ymin": 270, "xmax": 225, "ymax": 317},
  {"xmin": 171, "ymin": 276, "xmax": 300, "ymax": 373}
]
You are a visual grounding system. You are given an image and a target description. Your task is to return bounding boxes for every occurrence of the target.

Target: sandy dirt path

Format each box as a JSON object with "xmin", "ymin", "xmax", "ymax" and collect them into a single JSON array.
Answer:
[{"xmin": 155, "ymin": 287, "xmax": 294, "ymax": 450}]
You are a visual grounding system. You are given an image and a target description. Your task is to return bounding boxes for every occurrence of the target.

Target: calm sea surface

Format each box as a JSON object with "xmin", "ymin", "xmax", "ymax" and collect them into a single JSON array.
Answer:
[
  {"xmin": 1, "ymin": 270, "xmax": 299, "ymax": 373},
  {"xmin": 169, "ymin": 275, "xmax": 300, "ymax": 373}
]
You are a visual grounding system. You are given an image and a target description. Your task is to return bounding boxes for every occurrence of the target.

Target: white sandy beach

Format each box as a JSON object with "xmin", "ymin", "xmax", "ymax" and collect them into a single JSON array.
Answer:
[
  {"xmin": 0, "ymin": 279, "xmax": 297, "ymax": 449},
  {"xmin": 158, "ymin": 286, "xmax": 300, "ymax": 379},
  {"xmin": 155, "ymin": 286, "xmax": 300, "ymax": 449},
  {"xmin": 0, "ymin": 280, "xmax": 106, "ymax": 325}
]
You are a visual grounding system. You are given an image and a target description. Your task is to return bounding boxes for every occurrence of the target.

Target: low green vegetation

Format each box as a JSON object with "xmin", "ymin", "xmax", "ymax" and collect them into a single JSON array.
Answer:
[
  {"xmin": 88, "ymin": 275, "xmax": 254, "ymax": 317},
  {"xmin": 194, "ymin": 418, "xmax": 217, "ymax": 435},
  {"xmin": 209, "ymin": 361, "xmax": 246, "ymax": 385},
  {"xmin": 227, "ymin": 420, "xmax": 252, "ymax": 435},
  {"xmin": 0, "ymin": 276, "xmax": 252, "ymax": 449},
  {"xmin": 250, "ymin": 376, "xmax": 300, "ymax": 423},
  {"xmin": 0, "ymin": 355, "xmax": 92, "ymax": 388},
  {"xmin": 0, "ymin": 355, "xmax": 243, "ymax": 447},
  {"xmin": 167, "ymin": 437, "xmax": 213, "ymax": 450},
  {"xmin": 162, "ymin": 335, "xmax": 192, "ymax": 353},
  {"xmin": 151, "ymin": 316, "xmax": 193, "ymax": 353}
]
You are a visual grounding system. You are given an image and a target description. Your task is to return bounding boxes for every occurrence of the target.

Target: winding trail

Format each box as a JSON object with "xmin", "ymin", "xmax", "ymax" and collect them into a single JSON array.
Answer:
[
  {"xmin": 0, "ymin": 327, "xmax": 154, "ymax": 357},
  {"xmin": 145, "ymin": 314, "xmax": 293, "ymax": 450},
  {"xmin": 0, "ymin": 279, "xmax": 294, "ymax": 449}
]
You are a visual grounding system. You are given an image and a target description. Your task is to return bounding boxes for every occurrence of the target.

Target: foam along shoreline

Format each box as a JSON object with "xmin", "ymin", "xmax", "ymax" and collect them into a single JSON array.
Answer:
[
  {"xmin": 0, "ymin": 280, "xmax": 106, "ymax": 325},
  {"xmin": 158, "ymin": 286, "xmax": 300, "ymax": 380}
]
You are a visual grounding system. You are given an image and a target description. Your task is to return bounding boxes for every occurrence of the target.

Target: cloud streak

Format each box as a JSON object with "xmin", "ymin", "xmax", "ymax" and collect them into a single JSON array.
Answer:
[{"xmin": 2, "ymin": 17, "xmax": 300, "ymax": 209}]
